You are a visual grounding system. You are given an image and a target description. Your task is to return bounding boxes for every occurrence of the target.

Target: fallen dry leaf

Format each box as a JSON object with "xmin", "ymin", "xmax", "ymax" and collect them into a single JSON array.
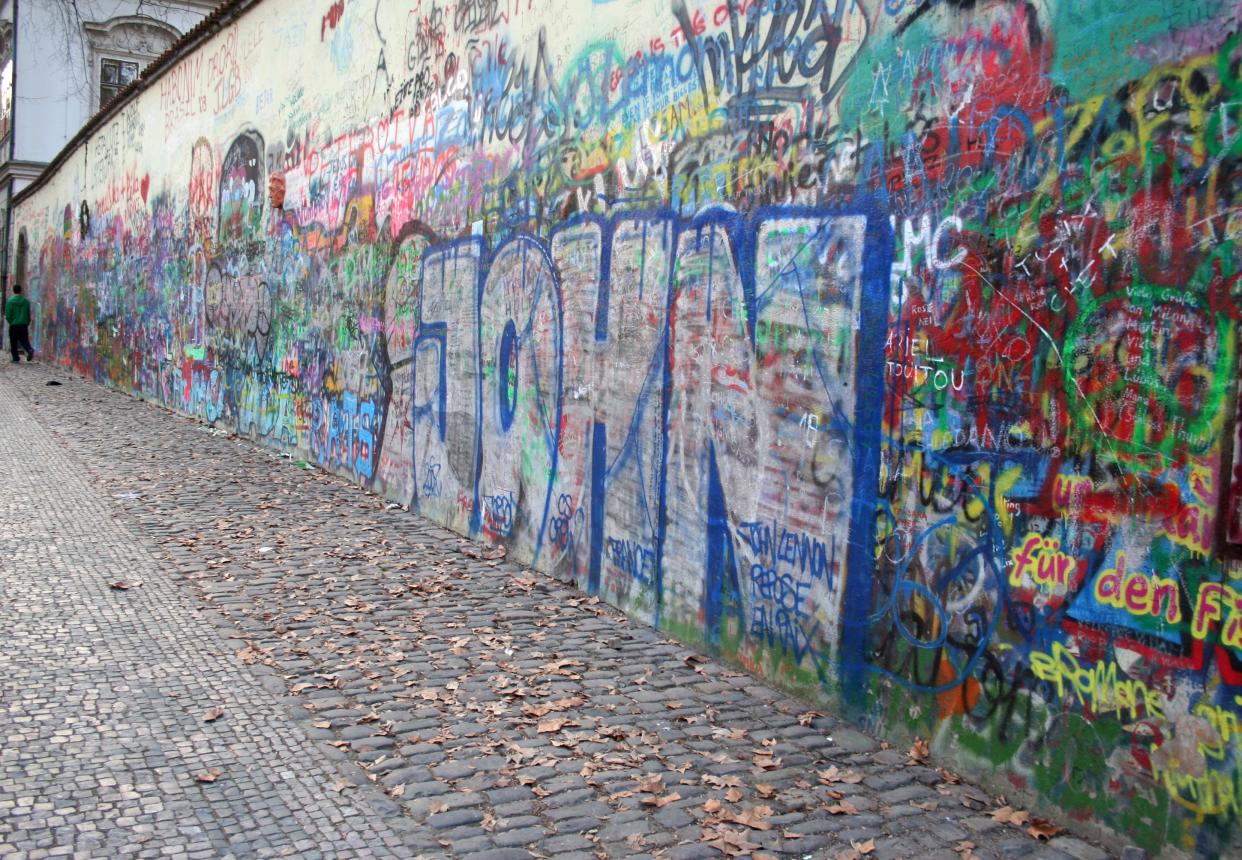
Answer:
[
  {"xmin": 755, "ymin": 783, "xmax": 776, "ymax": 799},
  {"xmin": 640, "ymin": 792, "xmax": 681, "ymax": 808},
  {"xmin": 522, "ymin": 696, "xmax": 587, "ymax": 718},
  {"xmin": 826, "ymin": 801, "xmax": 859, "ymax": 815},
  {"xmin": 991, "ymin": 806, "xmax": 1031, "ymax": 826},
  {"xmin": 721, "ymin": 806, "xmax": 773, "ymax": 830},
  {"xmin": 725, "ymin": 787, "xmax": 742, "ymax": 803},
  {"xmin": 537, "ymin": 717, "xmax": 579, "ymax": 733},
  {"xmin": 194, "ymin": 768, "xmax": 221, "ymax": 783},
  {"xmin": 752, "ymin": 752, "xmax": 780, "ymax": 769},
  {"xmin": 961, "ymin": 791, "xmax": 990, "ymax": 810},
  {"xmin": 909, "ymin": 736, "xmax": 930, "ymax": 762},
  {"xmin": 428, "ymin": 801, "xmax": 449, "ymax": 814},
  {"xmin": 911, "ymin": 799, "xmax": 939, "ymax": 811},
  {"xmin": 819, "ymin": 766, "xmax": 864, "ymax": 785},
  {"xmin": 235, "ymin": 646, "xmax": 262, "ymax": 664},
  {"xmin": 704, "ymin": 798, "xmax": 722, "ymax": 813},
  {"xmin": 109, "ymin": 580, "xmax": 142, "ymax": 590},
  {"xmin": 390, "ymin": 784, "xmax": 406, "ymax": 798},
  {"xmin": 638, "ymin": 774, "xmax": 665, "ymax": 793},
  {"xmin": 853, "ymin": 838, "xmax": 876, "ymax": 855},
  {"xmin": 700, "ymin": 824, "xmax": 760, "ymax": 856},
  {"xmin": 312, "ymin": 720, "xmax": 331, "ymax": 729},
  {"xmin": 1027, "ymin": 818, "xmax": 1064, "ymax": 841},
  {"xmin": 462, "ymin": 544, "xmax": 507, "ymax": 560},
  {"xmin": 202, "ymin": 707, "xmax": 225, "ymax": 723}
]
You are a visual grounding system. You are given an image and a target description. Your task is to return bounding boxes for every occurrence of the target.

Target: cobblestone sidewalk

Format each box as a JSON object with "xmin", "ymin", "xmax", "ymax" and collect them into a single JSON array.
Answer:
[
  {"xmin": 0, "ymin": 368, "xmax": 417, "ymax": 859},
  {"xmin": 0, "ymin": 363, "xmax": 1116, "ymax": 860}
]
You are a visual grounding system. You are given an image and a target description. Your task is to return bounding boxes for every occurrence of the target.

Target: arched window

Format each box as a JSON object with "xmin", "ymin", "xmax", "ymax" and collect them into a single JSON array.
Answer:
[{"xmin": 82, "ymin": 16, "xmax": 182, "ymax": 112}]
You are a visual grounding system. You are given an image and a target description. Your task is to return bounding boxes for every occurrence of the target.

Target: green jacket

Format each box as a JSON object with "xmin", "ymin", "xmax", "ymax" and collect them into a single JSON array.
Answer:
[{"xmin": 5, "ymin": 293, "xmax": 30, "ymax": 326}]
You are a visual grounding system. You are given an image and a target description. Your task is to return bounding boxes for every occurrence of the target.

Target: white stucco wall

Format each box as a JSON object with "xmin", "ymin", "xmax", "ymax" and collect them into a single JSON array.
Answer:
[{"xmin": 14, "ymin": 0, "xmax": 214, "ymax": 166}]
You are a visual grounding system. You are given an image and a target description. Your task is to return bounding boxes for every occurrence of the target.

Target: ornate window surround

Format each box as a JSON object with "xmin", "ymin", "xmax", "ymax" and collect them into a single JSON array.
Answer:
[
  {"xmin": 82, "ymin": 15, "xmax": 181, "ymax": 113},
  {"xmin": 0, "ymin": 19, "xmax": 13, "ymax": 141}
]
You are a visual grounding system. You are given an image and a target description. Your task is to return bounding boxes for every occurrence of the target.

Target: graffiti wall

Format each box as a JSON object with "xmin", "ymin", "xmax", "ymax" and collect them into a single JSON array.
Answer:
[{"xmin": 14, "ymin": 0, "xmax": 1242, "ymax": 854}]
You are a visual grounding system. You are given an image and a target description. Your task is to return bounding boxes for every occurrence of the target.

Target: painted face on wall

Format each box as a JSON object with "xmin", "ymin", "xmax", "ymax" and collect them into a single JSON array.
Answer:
[{"xmin": 188, "ymin": 138, "xmax": 216, "ymax": 247}]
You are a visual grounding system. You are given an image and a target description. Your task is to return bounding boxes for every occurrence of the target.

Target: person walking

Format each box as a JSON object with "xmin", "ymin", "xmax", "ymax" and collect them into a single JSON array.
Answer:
[{"xmin": 5, "ymin": 285, "xmax": 34, "ymax": 363}]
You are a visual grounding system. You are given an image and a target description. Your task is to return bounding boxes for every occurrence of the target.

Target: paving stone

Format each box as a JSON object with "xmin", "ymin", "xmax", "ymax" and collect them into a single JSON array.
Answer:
[
  {"xmin": 878, "ymin": 783, "xmax": 935, "ymax": 805},
  {"xmin": 486, "ymin": 787, "xmax": 534, "ymax": 805},
  {"xmin": 0, "ymin": 370, "xmax": 414, "ymax": 859},
  {"xmin": 539, "ymin": 834, "xmax": 596, "ymax": 853},
  {"xmin": 0, "ymin": 366, "xmax": 1119, "ymax": 860},
  {"xmin": 1049, "ymin": 838, "xmax": 1112, "ymax": 860},
  {"xmin": 491, "ymin": 827, "xmax": 546, "ymax": 848},
  {"xmin": 461, "ymin": 850, "xmax": 535, "ymax": 860},
  {"xmin": 491, "ymin": 800, "xmax": 536, "ymax": 818},
  {"xmin": 663, "ymin": 844, "xmax": 725, "ymax": 860},
  {"xmin": 431, "ymin": 761, "xmax": 477, "ymax": 780},
  {"xmin": 866, "ymin": 771, "xmax": 913, "ymax": 792},
  {"xmin": 597, "ymin": 818, "xmax": 652, "ymax": 841},
  {"xmin": 428, "ymin": 808, "xmax": 486, "ymax": 830},
  {"xmin": 927, "ymin": 820, "xmax": 970, "ymax": 842},
  {"xmin": 828, "ymin": 728, "xmax": 880, "ymax": 754},
  {"xmin": 545, "ymin": 802, "xmax": 611, "ymax": 822},
  {"xmin": 551, "ymin": 817, "xmax": 602, "ymax": 835},
  {"xmin": 443, "ymin": 834, "xmax": 494, "ymax": 853}
]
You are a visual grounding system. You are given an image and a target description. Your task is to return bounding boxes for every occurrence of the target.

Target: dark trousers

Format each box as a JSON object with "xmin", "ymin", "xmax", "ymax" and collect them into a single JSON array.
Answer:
[{"xmin": 8, "ymin": 323, "xmax": 32, "ymax": 361}]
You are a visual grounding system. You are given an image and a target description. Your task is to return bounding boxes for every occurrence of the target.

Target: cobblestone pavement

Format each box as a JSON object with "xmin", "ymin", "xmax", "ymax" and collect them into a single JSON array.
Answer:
[
  {"xmin": 0, "ymin": 363, "xmax": 1118, "ymax": 860},
  {"xmin": 0, "ymin": 369, "xmax": 418, "ymax": 859}
]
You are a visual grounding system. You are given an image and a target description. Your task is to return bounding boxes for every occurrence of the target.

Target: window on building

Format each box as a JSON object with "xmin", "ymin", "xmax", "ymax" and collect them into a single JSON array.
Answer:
[
  {"xmin": 99, "ymin": 58, "xmax": 140, "ymax": 107},
  {"xmin": 84, "ymin": 16, "xmax": 185, "ymax": 114},
  {"xmin": 0, "ymin": 21, "xmax": 12, "ymax": 140}
]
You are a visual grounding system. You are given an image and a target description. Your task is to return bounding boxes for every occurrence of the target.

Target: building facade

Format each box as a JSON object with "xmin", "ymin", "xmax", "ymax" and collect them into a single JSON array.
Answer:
[{"xmin": 0, "ymin": 0, "xmax": 219, "ymax": 331}]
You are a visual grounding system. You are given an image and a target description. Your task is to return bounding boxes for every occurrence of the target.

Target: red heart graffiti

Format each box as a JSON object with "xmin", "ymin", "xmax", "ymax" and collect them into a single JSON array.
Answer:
[{"xmin": 140, "ymin": 174, "xmax": 150, "ymax": 203}]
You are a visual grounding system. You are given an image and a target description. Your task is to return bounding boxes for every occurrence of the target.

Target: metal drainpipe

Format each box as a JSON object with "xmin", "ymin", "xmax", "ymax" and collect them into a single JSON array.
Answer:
[
  {"xmin": 1, "ymin": 0, "xmax": 17, "ymax": 353},
  {"xmin": 1, "ymin": 178, "xmax": 10, "ymax": 354}
]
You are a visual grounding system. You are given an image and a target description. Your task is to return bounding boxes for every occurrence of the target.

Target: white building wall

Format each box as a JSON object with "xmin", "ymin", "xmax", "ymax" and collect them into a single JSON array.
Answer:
[{"xmin": 14, "ymin": 0, "xmax": 214, "ymax": 168}]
